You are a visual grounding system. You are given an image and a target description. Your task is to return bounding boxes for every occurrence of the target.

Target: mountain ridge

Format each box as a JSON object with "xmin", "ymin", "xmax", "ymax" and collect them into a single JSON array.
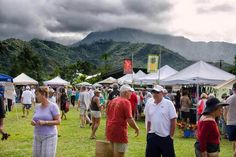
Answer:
[{"xmin": 73, "ymin": 28, "xmax": 236, "ymax": 64}]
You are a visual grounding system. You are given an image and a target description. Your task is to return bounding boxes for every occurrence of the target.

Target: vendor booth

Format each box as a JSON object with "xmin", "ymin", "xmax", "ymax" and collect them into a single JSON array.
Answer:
[{"xmin": 162, "ymin": 61, "xmax": 235, "ymax": 123}]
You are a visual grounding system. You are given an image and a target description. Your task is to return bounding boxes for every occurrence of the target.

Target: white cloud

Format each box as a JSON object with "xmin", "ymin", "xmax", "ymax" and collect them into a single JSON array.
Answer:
[{"xmin": 169, "ymin": 0, "xmax": 236, "ymax": 43}]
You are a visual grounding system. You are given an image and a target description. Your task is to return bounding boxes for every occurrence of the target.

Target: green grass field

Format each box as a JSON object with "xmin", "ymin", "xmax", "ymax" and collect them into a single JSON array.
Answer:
[{"xmin": 0, "ymin": 104, "xmax": 233, "ymax": 157}]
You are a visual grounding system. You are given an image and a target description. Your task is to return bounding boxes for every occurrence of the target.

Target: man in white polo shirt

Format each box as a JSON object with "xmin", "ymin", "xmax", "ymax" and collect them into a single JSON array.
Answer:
[
  {"xmin": 21, "ymin": 86, "xmax": 33, "ymax": 117},
  {"xmin": 145, "ymin": 85, "xmax": 177, "ymax": 157}
]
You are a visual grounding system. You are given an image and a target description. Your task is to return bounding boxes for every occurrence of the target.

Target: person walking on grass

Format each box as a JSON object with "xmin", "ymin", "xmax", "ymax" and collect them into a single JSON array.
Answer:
[
  {"xmin": 106, "ymin": 84, "xmax": 139, "ymax": 157},
  {"xmin": 31, "ymin": 86, "xmax": 60, "ymax": 157},
  {"xmin": 0, "ymin": 86, "xmax": 10, "ymax": 141},
  {"xmin": 225, "ymin": 83, "xmax": 236, "ymax": 157},
  {"xmin": 78, "ymin": 86, "xmax": 92, "ymax": 128},
  {"xmin": 48, "ymin": 88, "xmax": 56, "ymax": 103},
  {"xmin": 21, "ymin": 86, "xmax": 34, "ymax": 118},
  {"xmin": 60, "ymin": 88, "xmax": 68, "ymax": 120},
  {"xmin": 71, "ymin": 86, "xmax": 76, "ymax": 107},
  {"xmin": 90, "ymin": 89, "xmax": 102, "ymax": 139},
  {"xmin": 145, "ymin": 85, "xmax": 177, "ymax": 157}
]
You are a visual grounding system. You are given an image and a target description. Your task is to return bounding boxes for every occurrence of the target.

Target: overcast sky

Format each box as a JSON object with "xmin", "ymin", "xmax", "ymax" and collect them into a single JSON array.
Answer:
[{"xmin": 0, "ymin": 0, "xmax": 236, "ymax": 45}]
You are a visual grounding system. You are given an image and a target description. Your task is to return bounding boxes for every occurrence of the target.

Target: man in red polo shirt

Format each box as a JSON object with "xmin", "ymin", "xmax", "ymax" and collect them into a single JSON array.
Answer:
[{"xmin": 106, "ymin": 84, "xmax": 139, "ymax": 157}]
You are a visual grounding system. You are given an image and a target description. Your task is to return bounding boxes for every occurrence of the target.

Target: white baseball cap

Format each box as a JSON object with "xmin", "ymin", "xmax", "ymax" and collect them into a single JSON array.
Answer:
[
  {"xmin": 162, "ymin": 88, "xmax": 168, "ymax": 94},
  {"xmin": 49, "ymin": 88, "xmax": 55, "ymax": 93},
  {"xmin": 26, "ymin": 86, "xmax": 30, "ymax": 90},
  {"xmin": 120, "ymin": 84, "xmax": 134, "ymax": 92},
  {"xmin": 152, "ymin": 85, "xmax": 164, "ymax": 93}
]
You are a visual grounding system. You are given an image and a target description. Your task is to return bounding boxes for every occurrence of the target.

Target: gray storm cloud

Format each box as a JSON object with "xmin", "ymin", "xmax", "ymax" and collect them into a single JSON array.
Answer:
[{"xmin": 0, "ymin": 0, "xmax": 172, "ymax": 44}]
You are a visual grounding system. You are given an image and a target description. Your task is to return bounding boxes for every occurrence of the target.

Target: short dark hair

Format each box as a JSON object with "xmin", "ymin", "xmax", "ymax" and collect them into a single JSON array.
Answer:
[{"xmin": 81, "ymin": 86, "xmax": 86, "ymax": 91}]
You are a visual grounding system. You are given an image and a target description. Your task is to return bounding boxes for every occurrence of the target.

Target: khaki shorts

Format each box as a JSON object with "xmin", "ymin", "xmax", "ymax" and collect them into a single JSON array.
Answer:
[
  {"xmin": 111, "ymin": 142, "xmax": 128, "ymax": 153},
  {"xmin": 80, "ymin": 108, "xmax": 87, "ymax": 116},
  {"xmin": 91, "ymin": 111, "xmax": 101, "ymax": 118}
]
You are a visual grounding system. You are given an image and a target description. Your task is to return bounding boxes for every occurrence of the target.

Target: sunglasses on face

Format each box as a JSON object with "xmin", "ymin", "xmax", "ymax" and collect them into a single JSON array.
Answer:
[{"xmin": 152, "ymin": 91, "xmax": 161, "ymax": 94}]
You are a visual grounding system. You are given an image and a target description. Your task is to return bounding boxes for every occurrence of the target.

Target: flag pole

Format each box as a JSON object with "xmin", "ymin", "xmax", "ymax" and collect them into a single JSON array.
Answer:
[
  {"xmin": 132, "ymin": 52, "xmax": 134, "ymax": 88},
  {"xmin": 158, "ymin": 47, "xmax": 162, "ymax": 85}
]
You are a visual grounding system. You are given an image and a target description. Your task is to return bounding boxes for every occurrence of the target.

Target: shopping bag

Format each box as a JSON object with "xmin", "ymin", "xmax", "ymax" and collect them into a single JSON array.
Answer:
[
  {"xmin": 95, "ymin": 140, "xmax": 113, "ymax": 157},
  {"xmin": 65, "ymin": 101, "xmax": 70, "ymax": 113}
]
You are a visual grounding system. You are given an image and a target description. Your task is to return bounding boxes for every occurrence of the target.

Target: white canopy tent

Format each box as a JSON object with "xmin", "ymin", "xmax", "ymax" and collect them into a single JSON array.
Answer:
[
  {"xmin": 77, "ymin": 82, "xmax": 92, "ymax": 86},
  {"xmin": 214, "ymin": 78, "xmax": 236, "ymax": 99},
  {"xmin": 162, "ymin": 61, "xmax": 235, "ymax": 85},
  {"xmin": 117, "ymin": 73, "xmax": 134, "ymax": 84},
  {"xmin": 99, "ymin": 77, "xmax": 117, "ymax": 84},
  {"xmin": 133, "ymin": 70, "xmax": 146, "ymax": 84},
  {"xmin": 138, "ymin": 65, "xmax": 178, "ymax": 85},
  {"xmin": 13, "ymin": 73, "xmax": 38, "ymax": 85},
  {"xmin": 86, "ymin": 73, "xmax": 101, "ymax": 80},
  {"xmin": 44, "ymin": 76, "xmax": 70, "ymax": 86},
  {"xmin": 93, "ymin": 83, "xmax": 103, "ymax": 87},
  {"xmin": 162, "ymin": 60, "xmax": 235, "ymax": 100},
  {"xmin": 118, "ymin": 70, "xmax": 147, "ymax": 85}
]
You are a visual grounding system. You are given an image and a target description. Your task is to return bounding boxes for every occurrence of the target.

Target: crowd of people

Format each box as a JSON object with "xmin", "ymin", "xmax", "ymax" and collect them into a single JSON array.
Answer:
[{"xmin": 0, "ymin": 82, "xmax": 235, "ymax": 157}]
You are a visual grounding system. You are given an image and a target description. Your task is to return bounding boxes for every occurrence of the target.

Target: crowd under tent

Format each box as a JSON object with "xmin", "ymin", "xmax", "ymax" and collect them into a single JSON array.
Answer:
[{"xmin": 162, "ymin": 60, "xmax": 235, "ymax": 100}]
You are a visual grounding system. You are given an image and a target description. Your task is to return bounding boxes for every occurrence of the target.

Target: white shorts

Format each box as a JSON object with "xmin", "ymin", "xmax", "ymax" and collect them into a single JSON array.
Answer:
[
  {"xmin": 80, "ymin": 108, "xmax": 87, "ymax": 116},
  {"xmin": 111, "ymin": 142, "xmax": 128, "ymax": 153},
  {"xmin": 91, "ymin": 111, "xmax": 101, "ymax": 118}
]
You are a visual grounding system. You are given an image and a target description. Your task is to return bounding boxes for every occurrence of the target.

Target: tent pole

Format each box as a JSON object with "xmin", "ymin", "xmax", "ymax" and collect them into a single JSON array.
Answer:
[{"xmin": 196, "ymin": 81, "xmax": 199, "ymax": 122}]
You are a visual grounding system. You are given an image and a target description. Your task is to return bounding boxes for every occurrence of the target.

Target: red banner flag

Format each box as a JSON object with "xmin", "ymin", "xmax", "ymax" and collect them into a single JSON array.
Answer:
[{"xmin": 123, "ymin": 59, "xmax": 133, "ymax": 74}]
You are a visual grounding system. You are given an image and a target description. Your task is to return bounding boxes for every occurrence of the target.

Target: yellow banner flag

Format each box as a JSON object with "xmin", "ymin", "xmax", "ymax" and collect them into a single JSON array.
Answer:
[{"xmin": 147, "ymin": 54, "xmax": 159, "ymax": 73}]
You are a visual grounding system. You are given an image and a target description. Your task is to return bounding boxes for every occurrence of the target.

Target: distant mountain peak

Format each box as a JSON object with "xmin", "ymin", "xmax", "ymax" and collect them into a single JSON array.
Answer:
[{"xmin": 73, "ymin": 28, "xmax": 235, "ymax": 64}]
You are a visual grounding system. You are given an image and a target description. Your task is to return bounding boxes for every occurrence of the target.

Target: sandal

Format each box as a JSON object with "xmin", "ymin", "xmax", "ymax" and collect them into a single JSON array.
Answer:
[
  {"xmin": 90, "ymin": 136, "xmax": 96, "ymax": 139},
  {"xmin": 1, "ymin": 133, "xmax": 10, "ymax": 141}
]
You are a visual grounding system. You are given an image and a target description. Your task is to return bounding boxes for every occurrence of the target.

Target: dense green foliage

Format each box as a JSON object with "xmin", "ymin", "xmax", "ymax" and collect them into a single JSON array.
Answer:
[
  {"xmin": 229, "ymin": 56, "xmax": 236, "ymax": 75},
  {"xmin": 0, "ymin": 38, "xmax": 233, "ymax": 84},
  {"xmin": 0, "ymin": 105, "xmax": 233, "ymax": 157}
]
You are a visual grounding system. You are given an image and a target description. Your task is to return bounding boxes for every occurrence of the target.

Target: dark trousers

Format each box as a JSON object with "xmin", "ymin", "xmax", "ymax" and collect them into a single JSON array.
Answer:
[
  {"xmin": 6, "ymin": 99, "xmax": 12, "ymax": 112},
  {"xmin": 146, "ymin": 133, "xmax": 175, "ymax": 157},
  {"xmin": 71, "ymin": 96, "xmax": 75, "ymax": 106}
]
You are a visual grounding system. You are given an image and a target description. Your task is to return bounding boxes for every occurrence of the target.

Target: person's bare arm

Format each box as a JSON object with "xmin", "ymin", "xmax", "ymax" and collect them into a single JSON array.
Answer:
[
  {"xmin": 147, "ymin": 121, "xmax": 151, "ymax": 133},
  {"xmin": 127, "ymin": 118, "xmax": 139, "ymax": 136},
  {"xmin": 78, "ymin": 100, "xmax": 80, "ymax": 108},
  {"xmin": 223, "ymin": 106, "xmax": 228, "ymax": 122},
  {"xmin": 170, "ymin": 118, "xmax": 177, "ymax": 139}
]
